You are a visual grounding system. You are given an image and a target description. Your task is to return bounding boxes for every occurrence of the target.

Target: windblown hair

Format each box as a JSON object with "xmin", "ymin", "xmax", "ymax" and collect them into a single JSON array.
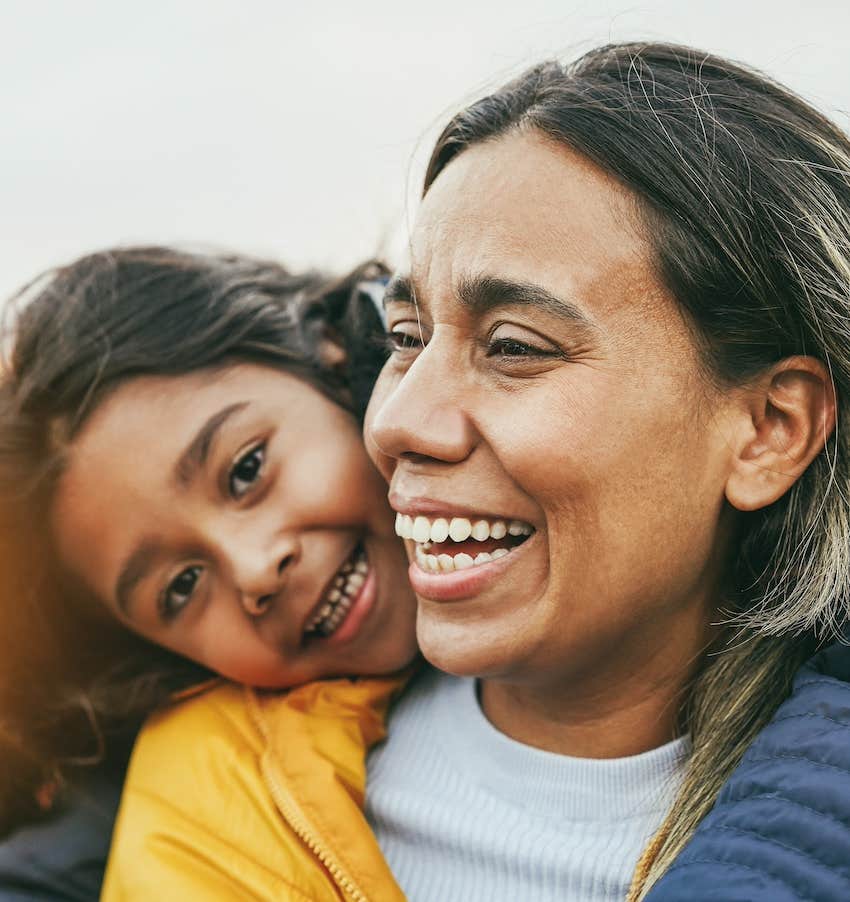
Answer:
[
  {"xmin": 425, "ymin": 42, "xmax": 850, "ymax": 894},
  {"xmin": 0, "ymin": 246, "xmax": 388, "ymax": 836}
]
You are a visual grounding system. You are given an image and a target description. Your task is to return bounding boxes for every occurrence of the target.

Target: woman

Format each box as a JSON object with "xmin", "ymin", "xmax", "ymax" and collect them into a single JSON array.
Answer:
[
  {"xmin": 363, "ymin": 42, "xmax": 850, "ymax": 901},
  {"xmin": 0, "ymin": 247, "xmax": 418, "ymax": 897},
  {"xmin": 105, "ymin": 42, "xmax": 850, "ymax": 901}
]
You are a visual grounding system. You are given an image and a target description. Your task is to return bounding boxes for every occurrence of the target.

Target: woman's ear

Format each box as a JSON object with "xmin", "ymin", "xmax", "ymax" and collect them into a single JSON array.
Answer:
[{"xmin": 725, "ymin": 356, "xmax": 836, "ymax": 512}]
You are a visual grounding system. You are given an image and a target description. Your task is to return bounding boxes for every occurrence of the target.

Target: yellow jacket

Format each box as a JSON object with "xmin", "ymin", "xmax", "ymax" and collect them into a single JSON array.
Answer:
[{"xmin": 101, "ymin": 675, "xmax": 409, "ymax": 902}]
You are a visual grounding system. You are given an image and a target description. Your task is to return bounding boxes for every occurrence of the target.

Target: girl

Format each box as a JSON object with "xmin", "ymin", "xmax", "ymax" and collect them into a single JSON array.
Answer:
[{"xmin": 0, "ymin": 247, "xmax": 418, "ymax": 897}]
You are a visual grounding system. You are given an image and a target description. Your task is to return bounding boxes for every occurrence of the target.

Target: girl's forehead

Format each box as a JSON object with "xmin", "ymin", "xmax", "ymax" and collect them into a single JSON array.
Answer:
[{"xmin": 74, "ymin": 364, "xmax": 307, "ymax": 441}]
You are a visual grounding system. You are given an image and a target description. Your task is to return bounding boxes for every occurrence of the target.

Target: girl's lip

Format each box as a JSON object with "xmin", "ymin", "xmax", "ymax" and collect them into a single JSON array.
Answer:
[
  {"xmin": 321, "ymin": 563, "xmax": 378, "ymax": 645},
  {"xmin": 407, "ymin": 532, "xmax": 537, "ymax": 602}
]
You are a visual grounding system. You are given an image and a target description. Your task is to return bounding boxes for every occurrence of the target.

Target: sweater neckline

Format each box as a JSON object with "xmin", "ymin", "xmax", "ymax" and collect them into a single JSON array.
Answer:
[{"xmin": 431, "ymin": 671, "xmax": 690, "ymax": 823}]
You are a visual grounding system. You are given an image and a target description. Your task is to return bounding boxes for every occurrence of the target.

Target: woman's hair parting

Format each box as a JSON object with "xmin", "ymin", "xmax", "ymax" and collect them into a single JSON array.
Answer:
[
  {"xmin": 425, "ymin": 42, "xmax": 850, "ymax": 894},
  {"xmin": 0, "ymin": 246, "xmax": 388, "ymax": 835}
]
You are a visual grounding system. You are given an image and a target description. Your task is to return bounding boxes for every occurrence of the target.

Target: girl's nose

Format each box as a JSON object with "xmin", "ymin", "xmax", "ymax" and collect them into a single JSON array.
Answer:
[{"xmin": 231, "ymin": 539, "xmax": 298, "ymax": 619}]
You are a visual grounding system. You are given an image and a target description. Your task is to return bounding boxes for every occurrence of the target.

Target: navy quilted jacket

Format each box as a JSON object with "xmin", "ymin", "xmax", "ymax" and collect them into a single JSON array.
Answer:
[{"xmin": 647, "ymin": 638, "xmax": 850, "ymax": 902}]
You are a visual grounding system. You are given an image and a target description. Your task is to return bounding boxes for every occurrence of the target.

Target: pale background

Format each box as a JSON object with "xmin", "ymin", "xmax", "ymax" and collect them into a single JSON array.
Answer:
[{"xmin": 2, "ymin": 0, "xmax": 849, "ymax": 301}]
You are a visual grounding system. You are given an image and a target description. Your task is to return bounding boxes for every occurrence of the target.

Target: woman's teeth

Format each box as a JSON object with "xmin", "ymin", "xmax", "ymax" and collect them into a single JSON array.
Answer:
[
  {"xmin": 395, "ymin": 514, "xmax": 532, "ymax": 544},
  {"xmin": 413, "ymin": 544, "xmax": 513, "ymax": 573},
  {"xmin": 305, "ymin": 547, "xmax": 369, "ymax": 637},
  {"xmin": 394, "ymin": 513, "xmax": 534, "ymax": 573}
]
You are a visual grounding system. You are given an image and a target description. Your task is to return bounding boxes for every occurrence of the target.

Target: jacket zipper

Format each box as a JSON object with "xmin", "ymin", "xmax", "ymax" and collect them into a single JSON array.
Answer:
[{"xmin": 263, "ymin": 759, "xmax": 370, "ymax": 902}]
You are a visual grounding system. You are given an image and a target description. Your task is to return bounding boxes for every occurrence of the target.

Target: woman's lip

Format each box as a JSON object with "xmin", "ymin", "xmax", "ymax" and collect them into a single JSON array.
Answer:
[
  {"xmin": 389, "ymin": 492, "xmax": 533, "ymax": 523},
  {"xmin": 321, "ymin": 564, "xmax": 377, "ymax": 646},
  {"xmin": 407, "ymin": 532, "xmax": 537, "ymax": 602}
]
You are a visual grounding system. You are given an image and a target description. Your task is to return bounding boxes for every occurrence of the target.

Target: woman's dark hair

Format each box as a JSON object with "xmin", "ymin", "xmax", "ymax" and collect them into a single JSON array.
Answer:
[
  {"xmin": 424, "ymin": 43, "xmax": 850, "ymax": 895},
  {"xmin": 0, "ymin": 246, "xmax": 388, "ymax": 836}
]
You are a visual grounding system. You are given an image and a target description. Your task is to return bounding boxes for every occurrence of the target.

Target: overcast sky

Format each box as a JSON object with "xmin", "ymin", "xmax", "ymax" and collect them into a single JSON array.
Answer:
[{"xmin": 1, "ymin": 1, "xmax": 849, "ymax": 301}]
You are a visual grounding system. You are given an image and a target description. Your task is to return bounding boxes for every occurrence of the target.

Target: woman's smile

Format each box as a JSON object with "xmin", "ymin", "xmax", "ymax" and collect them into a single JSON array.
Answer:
[{"xmin": 393, "ymin": 508, "xmax": 536, "ymax": 600}]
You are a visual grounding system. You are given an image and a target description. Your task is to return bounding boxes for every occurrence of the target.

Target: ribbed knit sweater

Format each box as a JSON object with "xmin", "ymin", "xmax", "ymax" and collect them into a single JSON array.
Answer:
[{"xmin": 366, "ymin": 668, "xmax": 689, "ymax": 902}]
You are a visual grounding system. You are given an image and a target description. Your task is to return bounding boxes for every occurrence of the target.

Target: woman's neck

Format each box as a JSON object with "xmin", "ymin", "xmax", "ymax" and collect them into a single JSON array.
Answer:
[{"xmin": 478, "ymin": 629, "xmax": 713, "ymax": 758}]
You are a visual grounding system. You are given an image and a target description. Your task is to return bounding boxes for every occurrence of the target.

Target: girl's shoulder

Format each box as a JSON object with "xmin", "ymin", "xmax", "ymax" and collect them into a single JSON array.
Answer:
[
  {"xmin": 142, "ymin": 670, "xmax": 412, "ymax": 750},
  {"xmin": 103, "ymin": 672, "xmax": 413, "ymax": 902}
]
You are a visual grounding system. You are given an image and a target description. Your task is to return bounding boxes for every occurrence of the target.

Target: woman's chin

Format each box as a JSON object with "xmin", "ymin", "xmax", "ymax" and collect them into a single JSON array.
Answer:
[{"xmin": 415, "ymin": 613, "xmax": 526, "ymax": 680}]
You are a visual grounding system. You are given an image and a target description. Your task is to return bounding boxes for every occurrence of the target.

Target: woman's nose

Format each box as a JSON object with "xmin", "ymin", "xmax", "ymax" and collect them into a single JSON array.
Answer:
[{"xmin": 368, "ymin": 336, "xmax": 476, "ymax": 470}]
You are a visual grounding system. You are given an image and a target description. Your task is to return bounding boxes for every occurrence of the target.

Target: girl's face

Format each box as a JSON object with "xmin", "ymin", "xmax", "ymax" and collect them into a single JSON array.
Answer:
[
  {"xmin": 51, "ymin": 363, "xmax": 417, "ymax": 687},
  {"xmin": 366, "ymin": 131, "xmax": 739, "ymax": 693}
]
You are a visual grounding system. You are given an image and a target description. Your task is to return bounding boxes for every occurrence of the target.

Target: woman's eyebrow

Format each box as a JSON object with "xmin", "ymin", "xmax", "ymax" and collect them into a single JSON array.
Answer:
[
  {"xmin": 456, "ymin": 274, "xmax": 594, "ymax": 328},
  {"xmin": 383, "ymin": 272, "xmax": 595, "ymax": 330},
  {"xmin": 174, "ymin": 401, "xmax": 250, "ymax": 489},
  {"xmin": 382, "ymin": 274, "xmax": 415, "ymax": 308}
]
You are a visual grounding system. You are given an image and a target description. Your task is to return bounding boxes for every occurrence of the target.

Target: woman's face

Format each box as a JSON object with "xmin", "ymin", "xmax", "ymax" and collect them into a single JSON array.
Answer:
[
  {"xmin": 366, "ymin": 131, "xmax": 739, "ymax": 691},
  {"xmin": 52, "ymin": 363, "xmax": 417, "ymax": 687}
]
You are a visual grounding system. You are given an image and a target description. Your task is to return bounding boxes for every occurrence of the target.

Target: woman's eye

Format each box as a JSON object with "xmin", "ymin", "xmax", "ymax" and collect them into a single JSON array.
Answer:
[
  {"xmin": 229, "ymin": 443, "xmax": 265, "ymax": 499},
  {"xmin": 160, "ymin": 565, "xmax": 202, "ymax": 620},
  {"xmin": 387, "ymin": 328, "xmax": 424, "ymax": 353},
  {"xmin": 488, "ymin": 337, "xmax": 557, "ymax": 359}
]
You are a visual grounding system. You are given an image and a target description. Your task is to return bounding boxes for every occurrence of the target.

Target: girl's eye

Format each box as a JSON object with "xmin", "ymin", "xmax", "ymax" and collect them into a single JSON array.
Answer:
[
  {"xmin": 160, "ymin": 565, "xmax": 202, "ymax": 621},
  {"xmin": 229, "ymin": 443, "xmax": 265, "ymax": 499}
]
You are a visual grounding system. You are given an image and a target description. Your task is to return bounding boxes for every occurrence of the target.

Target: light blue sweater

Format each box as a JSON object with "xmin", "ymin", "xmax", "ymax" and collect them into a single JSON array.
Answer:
[{"xmin": 366, "ymin": 668, "xmax": 688, "ymax": 902}]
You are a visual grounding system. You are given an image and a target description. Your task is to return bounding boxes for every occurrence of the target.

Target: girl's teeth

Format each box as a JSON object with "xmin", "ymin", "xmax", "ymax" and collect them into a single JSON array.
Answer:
[
  {"xmin": 471, "ymin": 520, "xmax": 490, "ymax": 541},
  {"xmin": 346, "ymin": 572, "xmax": 365, "ymax": 592},
  {"xmin": 474, "ymin": 552, "xmax": 492, "ymax": 566},
  {"xmin": 454, "ymin": 553, "xmax": 474, "ymax": 570},
  {"xmin": 308, "ymin": 548, "xmax": 368, "ymax": 636},
  {"xmin": 438, "ymin": 554, "xmax": 455, "ymax": 573}
]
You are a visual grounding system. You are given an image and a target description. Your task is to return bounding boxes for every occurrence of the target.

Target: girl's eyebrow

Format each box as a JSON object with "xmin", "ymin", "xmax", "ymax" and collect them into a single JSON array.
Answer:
[
  {"xmin": 174, "ymin": 401, "xmax": 250, "ymax": 489},
  {"xmin": 115, "ymin": 537, "xmax": 164, "ymax": 617}
]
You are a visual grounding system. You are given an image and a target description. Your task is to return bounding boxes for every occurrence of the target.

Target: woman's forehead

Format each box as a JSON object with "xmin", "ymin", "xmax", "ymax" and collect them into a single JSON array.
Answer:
[{"xmin": 406, "ymin": 131, "xmax": 653, "ymax": 309}]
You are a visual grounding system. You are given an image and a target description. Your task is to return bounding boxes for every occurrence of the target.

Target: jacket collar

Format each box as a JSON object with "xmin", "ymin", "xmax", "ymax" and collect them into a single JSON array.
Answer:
[{"xmin": 248, "ymin": 672, "xmax": 412, "ymax": 901}]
